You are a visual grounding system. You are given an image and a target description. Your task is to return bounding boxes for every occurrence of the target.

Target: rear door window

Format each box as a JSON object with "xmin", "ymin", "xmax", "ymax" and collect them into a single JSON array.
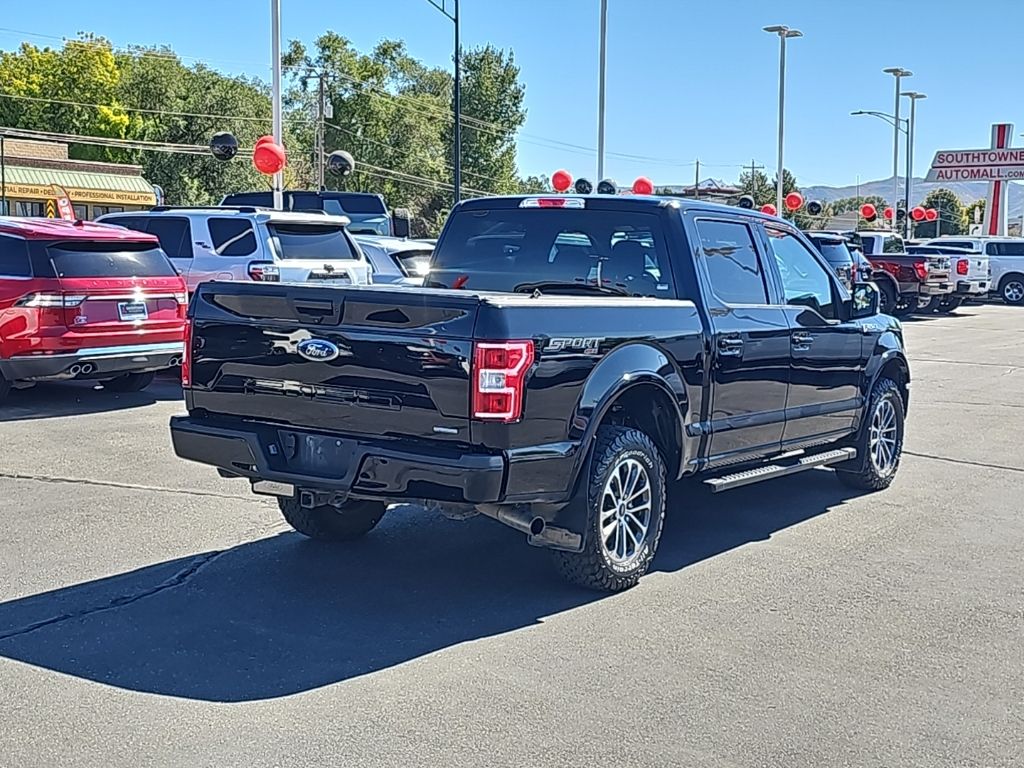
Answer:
[
  {"xmin": 694, "ymin": 219, "xmax": 768, "ymax": 305},
  {"xmin": 429, "ymin": 208, "xmax": 674, "ymax": 297},
  {"xmin": 991, "ymin": 241, "xmax": 1024, "ymax": 256},
  {"xmin": 46, "ymin": 241, "xmax": 178, "ymax": 278},
  {"xmin": 208, "ymin": 218, "xmax": 258, "ymax": 256},
  {"xmin": 144, "ymin": 217, "xmax": 193, "ymax": 260},
  {"xmin": 0, "ymin": 235, "xmax": 32, "ymax": 277}
]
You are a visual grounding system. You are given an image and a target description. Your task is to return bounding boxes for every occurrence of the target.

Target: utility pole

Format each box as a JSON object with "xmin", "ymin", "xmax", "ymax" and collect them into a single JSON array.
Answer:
[
  {"xmin": 694, "ymin": 159, "xmax": 700, "ymax": 200},
  {"xmin": 748, "ymin": 159, "xmax": 765, "ymax": 200},
  {"xmin": 597, "ymin": 0, "xmax": 608, "ymax": 182}
]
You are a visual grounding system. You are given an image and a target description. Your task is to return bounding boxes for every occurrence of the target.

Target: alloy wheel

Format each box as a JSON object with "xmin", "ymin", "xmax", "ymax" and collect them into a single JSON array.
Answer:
[{"xmin": 599, "ymin": 457, "xmax": 652, "ymax": 566}]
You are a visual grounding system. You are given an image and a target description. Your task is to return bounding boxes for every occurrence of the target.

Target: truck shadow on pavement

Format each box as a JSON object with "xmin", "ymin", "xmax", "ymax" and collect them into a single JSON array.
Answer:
[
  {"xmin": 0, "ymin": 378, "xmax": 182, "ymax": 422},
  {"xmin": 0, "ymin": 470, "xmax": 862, "ymax": 702}
]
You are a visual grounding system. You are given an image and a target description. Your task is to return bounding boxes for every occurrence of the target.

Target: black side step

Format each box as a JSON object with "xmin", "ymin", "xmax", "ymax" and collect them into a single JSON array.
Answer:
[{"xmin": 704, "ymin": 447, "xmax": 857, "ymax": 493}]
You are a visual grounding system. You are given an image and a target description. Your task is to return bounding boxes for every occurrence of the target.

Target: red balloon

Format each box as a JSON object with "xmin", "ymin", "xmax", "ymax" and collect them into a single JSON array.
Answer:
[
  {"xmin": 552, "ymin": 169, "xmax": 572, "ymax": 193},
  {"xmin": 784, "ymin": 191, "xmax": 804, "ymax": 211},
  {"xmin": 760, "ymin": 203, "xmax": 777, "ymax": 216},
  {"xmin": 860, "ymin": 203, "xmax": 877, "ymax": 220},
  {"xmin": 925, "ymin": 208, "xmax": 938, "ymax": 222},
  {"xmin": 254, "ymin": 135, "xmax": 276, "ymax": 148},
  {"xmin": 631, "ymin": 176, "xmax": 654, "ymax": 195},
  {"xmin": 252, "ymin": 141, "xmax": 286, "ymax": 175},
  {"xmin": 883, "ymin": 206, "xmax": 894, "ymax": 220},
  {"xmin": 911, "ymin": 206, "xmax": 926, "ymax": 221}
]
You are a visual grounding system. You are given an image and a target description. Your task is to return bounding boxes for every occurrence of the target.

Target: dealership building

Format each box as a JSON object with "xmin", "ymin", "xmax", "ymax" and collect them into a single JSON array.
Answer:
[{"xmin": 0, "ymin": 138, "xmax": 157, "ymax": 219}]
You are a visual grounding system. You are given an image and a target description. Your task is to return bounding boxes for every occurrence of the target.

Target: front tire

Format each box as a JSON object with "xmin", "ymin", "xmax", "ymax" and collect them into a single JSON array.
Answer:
[
  {"xmin": 877, "ymin": 281, "xmax": 898, "ymax": 316},
  {"xmin": 837, "ymin": 377, "xmax": 905, "ymax": 491},
  {"xmin": 892, "ymin": 294, "xmax": 917, "ymax": 318},
  {"xmin": 102, "ymin": 371, "xmax": 156, "ymax": 393},
  {"xmin": 278, "ymin": 497, "xmax": 387, "ymax": 541},
  {"xmin": 554, "ymin": 425, "xmax": 667, "ymax": 592}
]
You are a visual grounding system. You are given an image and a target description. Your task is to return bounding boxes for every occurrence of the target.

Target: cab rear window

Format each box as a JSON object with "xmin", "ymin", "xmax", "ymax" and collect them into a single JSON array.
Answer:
[
  {"xmin": 428, "ymin": 208, "xmax": 675, "ymax": 297},
  {"xmin": 42, "ymin": 241, "xmax": 178, "ymax": 278}
]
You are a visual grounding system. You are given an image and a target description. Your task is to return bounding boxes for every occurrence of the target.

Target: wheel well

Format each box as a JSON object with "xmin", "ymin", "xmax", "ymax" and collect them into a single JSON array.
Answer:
[
  {"xmin": 878, "ymin": 358, "xmax": 909, "ymax": 410},
  {"xmin": 999, "ymin": 271, "xmax": 1024, "ymax": 288},
  {"xmin": 600, "ymin": 384, "xmax": 682, "ymax": 475}
]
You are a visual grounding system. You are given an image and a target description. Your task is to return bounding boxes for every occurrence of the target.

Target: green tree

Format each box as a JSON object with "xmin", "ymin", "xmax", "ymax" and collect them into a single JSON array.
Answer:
[
  {"xmin": 830, "ymin": 195, "xmax": 888, "ymax": 228},
  {"xmin": 918, "ymin": 188, "xmax": 965, "ymax": 236},
  {"xmin": 960, "ymin": 198, "xmax": 986, "ymax": 234}
]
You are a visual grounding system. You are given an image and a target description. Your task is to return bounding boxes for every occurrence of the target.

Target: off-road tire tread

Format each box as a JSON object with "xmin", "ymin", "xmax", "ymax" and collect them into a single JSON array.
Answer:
[
  {"xmin": 554, "ymin": 425, "xmax": 666, "ymax": 592},
  {"xmin": 278, "ymin": 497, "xmax": 387, "ymax": 541},
  {"xmin": 836, "ymin": 377, "xmax": 905, "ymax": 491},
  {"xmin": 102, "ymin": 371, "xmax": 156, "ymax": 393}
]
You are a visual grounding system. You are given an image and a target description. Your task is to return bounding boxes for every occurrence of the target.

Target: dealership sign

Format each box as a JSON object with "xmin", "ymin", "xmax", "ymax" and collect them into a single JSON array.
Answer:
[{"xmin": 925, "ymin": 123, "xmax": 1015, "ymax": 235}]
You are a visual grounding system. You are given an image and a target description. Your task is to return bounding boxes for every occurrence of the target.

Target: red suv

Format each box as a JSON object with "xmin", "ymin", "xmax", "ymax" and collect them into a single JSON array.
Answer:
[{"xmin": 0, "ymin": 217, "xmax": 187, "ymax": 402}]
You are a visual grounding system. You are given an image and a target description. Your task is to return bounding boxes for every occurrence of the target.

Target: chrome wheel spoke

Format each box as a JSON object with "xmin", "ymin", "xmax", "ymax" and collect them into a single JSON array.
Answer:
[{"xmin": 598, "ymin": 456, "xmax": 652, "ymax": 566}]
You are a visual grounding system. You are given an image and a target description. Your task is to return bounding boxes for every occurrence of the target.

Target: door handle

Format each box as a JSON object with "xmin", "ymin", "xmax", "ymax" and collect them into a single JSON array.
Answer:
[
  {"xmin": 717, "ymin": 337, "xmax": 743, "ymax": 357},
  {"xmin": 791, "ymin": 331, "xmax": 814, "ymax": 345}
]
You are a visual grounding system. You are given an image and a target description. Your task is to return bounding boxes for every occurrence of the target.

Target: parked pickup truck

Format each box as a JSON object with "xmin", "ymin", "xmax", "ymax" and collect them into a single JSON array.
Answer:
[
  {"xmin": 171, "ymin": 195, "xmax": 910, "ymax": 591},
  {"xmin": 850, "ymin": 231, "xmax": 952, "ymax": 315},
  {"xmin": 905, "ymin": 244, "xmax": 989, "ymax": 312}
]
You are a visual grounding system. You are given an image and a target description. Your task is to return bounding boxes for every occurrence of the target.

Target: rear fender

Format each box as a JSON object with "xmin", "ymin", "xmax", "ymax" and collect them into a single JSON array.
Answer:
[{"xmin": 549, "ymin": 344, "xmax": 690, "ymax": 550}]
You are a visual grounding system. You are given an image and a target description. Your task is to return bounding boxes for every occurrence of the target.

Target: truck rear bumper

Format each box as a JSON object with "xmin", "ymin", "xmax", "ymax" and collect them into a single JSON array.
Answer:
[
  {"xmin": 956, "ymin": 280, "xmax": 989, "ymax": 296},
  {"xmin": 0, "ymin": 342, "xmax": 183, "ymax": 382},
  {"xmin": 919, "ymin": 282, "xmax": 953, "ymax": 296},
  {"xmin": 170, "ymin": 416, "xmax": 506, "ymax": 505}
]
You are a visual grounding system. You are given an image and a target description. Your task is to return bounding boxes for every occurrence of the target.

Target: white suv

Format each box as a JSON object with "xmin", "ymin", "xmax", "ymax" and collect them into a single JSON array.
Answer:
[
  {"xmin": 924, "ymin": 236, "xmax": 1024, "ymax": 306},
  {"xmin": 98, "ymin": 207, "xmax": 370, "ymax": 293}
]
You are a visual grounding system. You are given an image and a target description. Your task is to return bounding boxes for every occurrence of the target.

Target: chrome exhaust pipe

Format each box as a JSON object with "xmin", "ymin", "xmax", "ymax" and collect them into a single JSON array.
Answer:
[
  {"xmin": 68, "ymin": 364, "xmax": 83, "ymax": 377},
  {"xmin": 477, "ymin": 504, "xmax": 545, "ymax": 537},
  {"xmin": 79, "ymin": 363, "xmax": 95, "ymax": 375}
]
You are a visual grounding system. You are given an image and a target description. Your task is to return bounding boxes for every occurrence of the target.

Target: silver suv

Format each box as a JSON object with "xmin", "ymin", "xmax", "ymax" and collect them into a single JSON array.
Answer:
[{"xmin": 97, "ymin": 207, "xmax": 370, "ymax": 292}]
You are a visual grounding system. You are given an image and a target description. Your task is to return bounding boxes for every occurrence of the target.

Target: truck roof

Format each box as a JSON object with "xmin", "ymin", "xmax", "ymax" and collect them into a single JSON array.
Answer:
[
  {"xmin": 456, "ymin": 194, "xmax": 784, "ymax": 220},
  {"xmin": 107, "ymin": 208, "xmax": 352, "ymax": 227},
  {"xmin": 0, "ymin": 216, "xmax": 158, "ymax": 243}
]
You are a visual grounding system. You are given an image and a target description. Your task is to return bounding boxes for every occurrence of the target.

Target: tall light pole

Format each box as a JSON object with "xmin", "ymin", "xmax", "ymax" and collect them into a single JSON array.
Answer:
[
  {"xmin": 271, "ymin": 0, "xmax": 283, "ymax": 210},
  {"xmin": 764, "ymin": 25, "xmax": 802, "ymax": 216},
  {"xmin": 427, "ymin": 0, "xmax": 461, "ymax": 204},
  {"xmin": 883, "ymin": 67, "xmax": 912, "ymax": 231},
  {"xmin": 902, "ymin": 91, "xmax": 926, "ymax": 237},
  {"xmin": 597, "ymin": 0, "xmax": 608, "ymax": 182}
]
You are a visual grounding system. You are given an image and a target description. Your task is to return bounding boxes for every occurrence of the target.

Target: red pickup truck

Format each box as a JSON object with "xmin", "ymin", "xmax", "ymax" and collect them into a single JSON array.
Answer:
[
  {"xmin": 0, "ymin": 217, "xmax": 187, "ymax": 402},
  {"xmin": 846, "ymin": 231, "xmax": 952, "ymax": 316}
]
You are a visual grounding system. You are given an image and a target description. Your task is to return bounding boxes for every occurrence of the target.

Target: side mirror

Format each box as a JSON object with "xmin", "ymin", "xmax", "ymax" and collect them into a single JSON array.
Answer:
[
  {"xmin": 850, "ymin": 282, "xmax": 880, "ymax": 319},
  {"xmin": 392, "ymin": 208, "xmax": 411, "ymax": 239}
]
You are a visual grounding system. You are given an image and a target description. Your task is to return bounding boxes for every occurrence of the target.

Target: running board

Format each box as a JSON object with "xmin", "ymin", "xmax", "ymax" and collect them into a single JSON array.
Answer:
[{"xmin": 704, "ymin": 447, "xmax": 857, "ymax": 493}]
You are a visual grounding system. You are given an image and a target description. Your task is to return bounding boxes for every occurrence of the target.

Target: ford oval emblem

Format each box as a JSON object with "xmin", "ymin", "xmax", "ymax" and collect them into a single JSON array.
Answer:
[{"xmin": 296, "ymin": 338, "xmax": 341, "ymax": 362}]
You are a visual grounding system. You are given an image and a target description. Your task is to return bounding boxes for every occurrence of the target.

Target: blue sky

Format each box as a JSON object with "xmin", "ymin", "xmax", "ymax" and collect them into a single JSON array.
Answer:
[{"xmin": 1, "ymin": 0, "xmax": 1020, "ymax": 188}]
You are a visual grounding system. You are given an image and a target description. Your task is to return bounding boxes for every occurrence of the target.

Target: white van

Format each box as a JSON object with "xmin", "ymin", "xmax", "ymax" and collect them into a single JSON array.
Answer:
[{"xmin": 98, "ymin": 207, "xmax": 371, "ymax": 293}]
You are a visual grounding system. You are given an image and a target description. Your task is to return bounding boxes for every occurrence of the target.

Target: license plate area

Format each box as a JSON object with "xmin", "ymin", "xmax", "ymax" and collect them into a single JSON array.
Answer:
[
  {"xmin": 277, "ymin": 430, "xmax": 353, "ymax": 479},
  {"xmin": 308, "ymin": 272, "xmax": 351, "ymax": 285},
  {"xmin": 117, "ymin": 300, "xmax": 149, "ymax": 322}
]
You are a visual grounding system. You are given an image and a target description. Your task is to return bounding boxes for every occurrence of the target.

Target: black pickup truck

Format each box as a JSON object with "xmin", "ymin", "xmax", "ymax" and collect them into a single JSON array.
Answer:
[{"xmin": 171, "ymin": 195, "xmax": 910, "ymax": 591}]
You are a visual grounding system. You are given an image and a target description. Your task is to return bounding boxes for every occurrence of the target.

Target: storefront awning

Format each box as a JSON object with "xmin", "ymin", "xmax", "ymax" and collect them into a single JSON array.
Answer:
[{"xmin": 1, "ymin": 165, "xmax": 157, "ymax": 206}]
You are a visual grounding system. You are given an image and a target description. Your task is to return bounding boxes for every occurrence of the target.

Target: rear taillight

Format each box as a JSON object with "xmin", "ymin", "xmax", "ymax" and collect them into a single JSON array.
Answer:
[
  {"xmin": 181, "ymin": 318, "xmax": 193, "ymax": 387},
  {"xmin": 472, "ymin": 341, "xmax": 535, "ymax": 422},
  {"xmin": 15, "ymin": 293, "xmax": 85, "ymax": 308},
  {"xmin": 913, "ymin": 262, "xmax": 929, "ymax": 281},
  {"xmin": 956, "ymin": 258, "xmax": 969, "ymax": 276},
  {"xmin": 248, "ymin": 262, "xmax": 280, "ymax": 281}
]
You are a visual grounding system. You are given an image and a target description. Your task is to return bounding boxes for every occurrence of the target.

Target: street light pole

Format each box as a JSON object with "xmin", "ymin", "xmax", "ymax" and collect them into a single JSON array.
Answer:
[
  {"xmin": 764, "ymin": 25, "xmax": 802, "ymax": 216},
  {"xmin": 597, "ymin": 0, "xmax": 608, "ymax": 182},
  {"xmin": 271, "ymin": 0, "xmax": 284, "ymax": 210},
  {"xmin": 902, "ymin": 91, "xmax": 926, "ymax": 238},
  {"xmin": 426, "ymin": 0, "xmax": 461, "ymax": 204},
  {"xmin": 883, "ymin": 67, "xmax": 912, "ymax": 232}
]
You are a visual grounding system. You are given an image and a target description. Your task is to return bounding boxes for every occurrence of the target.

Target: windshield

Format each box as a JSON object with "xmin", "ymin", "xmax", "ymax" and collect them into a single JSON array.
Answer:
[
  {"xmin": 428, "ymin": 208, "xmax": 676, "ymax": 298},
  {"xmin": 44, "ymin": 241, "xmax": 177, "ymax": 278},
  {"xmin": 813, "ymin": 240, "xmax": 854, "ymax": 268},
  {"xmin": 267, "ymin": 224, "xmax": 359, "ymax": 261}
]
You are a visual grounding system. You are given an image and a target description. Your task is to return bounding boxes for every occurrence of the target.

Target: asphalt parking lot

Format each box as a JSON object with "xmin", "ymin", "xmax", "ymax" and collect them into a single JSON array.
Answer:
[{"xmin": 1, "ymin": 303, "xmax": 1021, "ymax": 768}]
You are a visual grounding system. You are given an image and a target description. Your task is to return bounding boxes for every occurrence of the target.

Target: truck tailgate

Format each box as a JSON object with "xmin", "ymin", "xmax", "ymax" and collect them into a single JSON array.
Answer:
[{"xmin": 188, "ymin": 283, "xmax": 479, "ymax": 442}]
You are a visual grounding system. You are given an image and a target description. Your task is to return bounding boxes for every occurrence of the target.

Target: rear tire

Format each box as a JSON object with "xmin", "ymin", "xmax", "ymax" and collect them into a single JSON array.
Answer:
[
  {"xmin": 877, "ymin": 281, "xmax": 898, "ymax": 316},
  {"xmin": 102, "ymin": 371, "xmax": 156, "ymax": 393},
  {"xmin": 918, "ymin": 295, "xmax": 942, "ymax": 313},
  {"xmin": 278, "ymin": 497, "xmax": 387, "ymax": 541},
  {"xmin": 935, "ymin": 296, "xmax": 964, "ymax": 314},
  {"xmin": 999, "ymin": 274, "xmax": 1024, "ymax": 306},
  {"xmin": 553, "ymin": 425, "xmax": 666, "ymax": 592},
  {"xmin": 892, "ymin": 294, "xmax": 916, "ymax": 318},
  {"xmin": 837, "ymin": 377, "xmax": 905, "ymax": 492}
]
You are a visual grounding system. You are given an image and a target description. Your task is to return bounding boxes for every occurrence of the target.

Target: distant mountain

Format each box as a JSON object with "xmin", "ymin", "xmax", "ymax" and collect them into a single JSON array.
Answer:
[{"xmin": 801, "ymin": 176, "xmax": 1024, "ymax": 219}]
